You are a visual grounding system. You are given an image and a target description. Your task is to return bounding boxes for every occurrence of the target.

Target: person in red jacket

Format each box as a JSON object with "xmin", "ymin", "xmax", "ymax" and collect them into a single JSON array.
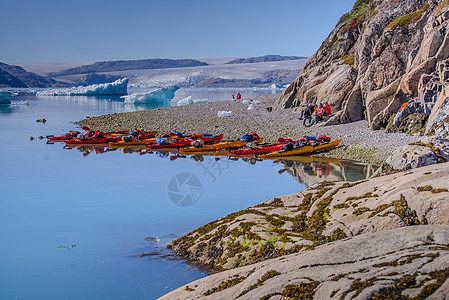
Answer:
[
  {"xmin": 324, "ymin": 102, "xmax": 331, "ymax": 115},
  {"xmin": 316, "ymin": 103, "xmax": 326, "ymax": 122}
]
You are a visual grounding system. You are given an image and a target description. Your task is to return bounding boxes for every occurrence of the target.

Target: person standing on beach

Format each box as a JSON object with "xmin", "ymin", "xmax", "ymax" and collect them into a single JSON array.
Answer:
[
  {"xmin": 299, "ymin": 103, "xmax": 317, "ymax": 120},
  {"xmin": 237, "ymin": 93, "xmax": 241, "ymax": 100}
]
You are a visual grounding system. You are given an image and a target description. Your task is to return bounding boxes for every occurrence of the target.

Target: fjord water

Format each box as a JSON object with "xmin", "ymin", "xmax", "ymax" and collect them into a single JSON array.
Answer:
[{"xmin": 0, "ymin": 92, "xmax": 373, "ymax": 300}]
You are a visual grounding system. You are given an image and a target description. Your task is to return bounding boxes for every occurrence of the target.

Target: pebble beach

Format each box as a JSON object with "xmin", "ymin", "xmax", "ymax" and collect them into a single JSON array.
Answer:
[{"xmin": 78, "ymin": 94, "xmax": 422, "ymax": 166}]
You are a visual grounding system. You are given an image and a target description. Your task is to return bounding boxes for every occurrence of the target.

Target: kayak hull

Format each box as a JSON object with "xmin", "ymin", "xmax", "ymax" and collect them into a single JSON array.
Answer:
[
  {"xmin": 179, "ymin": 138, "xmax": 264, "ymax": 153},
  {"xmin": 147, "ymin": 134, "xmax": 224, "ymax": 150},
  {"xmin": 230, "ymin": 143, "xmax": 283, "ymax": 156},
  {"xmin": 260, "ymin": 139, "xmax": 341, "ymax": 158}
]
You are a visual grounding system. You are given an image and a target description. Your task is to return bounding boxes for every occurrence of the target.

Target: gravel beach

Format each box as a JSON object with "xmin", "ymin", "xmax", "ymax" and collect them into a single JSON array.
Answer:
[{"xmin": 78, "ymin": 94, "xmax": 422, "ymax": 165}]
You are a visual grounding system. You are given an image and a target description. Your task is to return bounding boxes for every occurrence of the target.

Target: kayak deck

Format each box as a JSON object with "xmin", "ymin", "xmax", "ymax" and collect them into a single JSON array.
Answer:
[
  {"xmin": 260, "ymin": 139, "xmax": 341, "ymax": 158},
  {"xmin": 179, "ymin": 138, "xmax": 264, "ymax": 153}
]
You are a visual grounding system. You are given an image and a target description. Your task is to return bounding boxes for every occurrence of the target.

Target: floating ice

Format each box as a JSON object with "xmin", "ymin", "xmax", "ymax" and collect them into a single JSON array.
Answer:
[
  {"xmin": 269, "ymin": 84, "xmax": 285, "ymax": 89},
  {"xmin": 121, "ymin": 85, "xmax": 179, "ymax": 107},
  {"xmin": 11, "ymin": 100, "xmax": 29, "ymax": 105},
  {"xmin": 218, "ymin": 110, "xmax": 233, "ymax": 117},
  {"xmin": 177, "ymin": 96, "xmax": 209, "ymax": 106},
  {"xmin": 36, "ymin": 78, "xmax": 129, "ymax": 96},
  {"xmin": 0, "ymin": 91, "xmax": 13, "ymax": 104}
]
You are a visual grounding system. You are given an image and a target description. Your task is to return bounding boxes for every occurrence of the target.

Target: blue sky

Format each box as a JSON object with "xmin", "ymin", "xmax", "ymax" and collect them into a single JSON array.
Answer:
[{"xmin": 1, "ymin": 0, "xmax": 356, "ymax": 63}]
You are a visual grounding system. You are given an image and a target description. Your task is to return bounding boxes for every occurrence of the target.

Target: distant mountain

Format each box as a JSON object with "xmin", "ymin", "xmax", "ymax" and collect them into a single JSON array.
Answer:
[
  {"xmin": 225, "ymin": 55, "xmax": 308, "ymax": 64},
  {"xmin": 52, "ymin": 59, "xmax": 209, "ymax": 76},
  {"xmin": 0, "ymin": 68, "xmax": 27, "ymax": 88},
  {"xmin": 78, "ymin": 73, "xmax": 123, "ymax": 86},
  {"xmin": 0, "ymin": 62, "xmax": 69, "ymax": 88}
]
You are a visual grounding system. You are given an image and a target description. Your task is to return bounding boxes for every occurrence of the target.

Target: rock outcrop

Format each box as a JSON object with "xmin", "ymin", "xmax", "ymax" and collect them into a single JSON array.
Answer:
[
  {"xmin": 168, "ymin": 162, "xmax": 449, "ymax": 271},
  {"xmin": 164, "ymin": 162, "xmax": 449, "ymax": 299},
  {"xmin": 161, "ymin": 225, "xmax": 449, "ymax": 300},
  {"xmin": 374, "ymin": 135, "xmax": 449, "ymax": 176},
  {"xmin": 274, "ymin": 0, "xmax": 449, "ymax": 131}
]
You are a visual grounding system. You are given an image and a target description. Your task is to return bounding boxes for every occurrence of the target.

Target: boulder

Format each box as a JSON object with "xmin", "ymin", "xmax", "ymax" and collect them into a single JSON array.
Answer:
[{"xmin": 373, "ymin": 135, "xmax": 449, "ymax": 176}]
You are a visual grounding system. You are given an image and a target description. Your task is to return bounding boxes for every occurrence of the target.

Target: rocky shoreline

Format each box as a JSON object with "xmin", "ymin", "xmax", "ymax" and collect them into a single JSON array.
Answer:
[
  {"xmin": 78, "ymin": 94, "xmax": 421, "ymax": 166},
  {"xmin": 160, "ymin": 160, "xmax": 449, "ymax": 300}
]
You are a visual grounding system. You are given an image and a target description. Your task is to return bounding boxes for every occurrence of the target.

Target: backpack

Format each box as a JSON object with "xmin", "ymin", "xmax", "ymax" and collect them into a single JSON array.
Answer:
[{"xmin": 156, "ymin": 138, "xmax": 168, "ymax": 145}]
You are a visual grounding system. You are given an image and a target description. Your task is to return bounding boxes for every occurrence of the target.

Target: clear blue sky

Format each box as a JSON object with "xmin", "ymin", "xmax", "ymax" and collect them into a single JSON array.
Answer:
[{"xmin": 0, "ymin": 0, "xmax": 356, "ymax": 63}]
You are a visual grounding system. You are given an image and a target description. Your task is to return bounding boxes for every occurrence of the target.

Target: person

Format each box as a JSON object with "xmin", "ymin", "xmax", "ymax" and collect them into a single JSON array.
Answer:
[
  {"xmin": 237, "ymin": 93, "xmax": 242, "ymax": 100},
  {"xmin": 299, "ymin": 103, "xmax": 317, "ymax": 120},
  {"xmin": 324, "ymin": 102, "xmax": 331, "ymax": 115},
  {"xmin": 232, "ymin": 95, "xmax": 235, "ymax": 100},
  {"xmin": 316, "ymin": 103, "xmax": 326, "ymax": 122}
]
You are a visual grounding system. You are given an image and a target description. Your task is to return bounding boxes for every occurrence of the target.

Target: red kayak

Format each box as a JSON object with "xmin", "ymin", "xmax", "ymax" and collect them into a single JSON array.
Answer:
[
  {"xmin": 148, "ymin": 134, "xmax": 224, "ymax": 150},
  {"xmin": 65, "ymin": 136, "xmax": 124, "ymax": 145},
  {"xmin": 48, "ymin": 130, "xmax": 129, "ymax": 142},
  {"xmin": 230, "ymin": 143, "xmax": 284, "ymax": 156},
  {"xmin": 64, "ymin": 131, "xmax": 157, "ymax": 145},
  {"xmin": 230, "ymin": 138, "xmax": 292, "ymax": 156}
]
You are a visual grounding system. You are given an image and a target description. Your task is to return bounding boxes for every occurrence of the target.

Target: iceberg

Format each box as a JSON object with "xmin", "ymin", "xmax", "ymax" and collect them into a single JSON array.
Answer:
[
  {"xmin": 0, "ymin": 91, "xmax": 13, "ymax": 104},
  {"xmin": 121, "ymin": 85, "xmax": 179, "ymax": 108},
  {"xmin": 177, "ymin": 96, "xmax": 209, "ymax": 106},
  {"xmin": 36, "ymin": 78, "xmax": 129, "ymax": 96}
]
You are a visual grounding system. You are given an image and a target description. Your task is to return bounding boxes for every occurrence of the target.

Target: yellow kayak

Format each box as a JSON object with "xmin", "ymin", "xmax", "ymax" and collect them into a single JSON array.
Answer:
[
  {"xmin": 260, "ymin": 139, "xmax": 341, "ymax": 158},
  {"xmin": 179, "ymin": 138, "xmax": 264, "ymax": 153}
]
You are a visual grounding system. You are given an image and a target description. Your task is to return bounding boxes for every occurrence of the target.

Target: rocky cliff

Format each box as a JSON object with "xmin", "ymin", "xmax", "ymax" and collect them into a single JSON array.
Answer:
[{"xmin": 274, "ymin": 0, "xmax": 449, "ymax": 136}]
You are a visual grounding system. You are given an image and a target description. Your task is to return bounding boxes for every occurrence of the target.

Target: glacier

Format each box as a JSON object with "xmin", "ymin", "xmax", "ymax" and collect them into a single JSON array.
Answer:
[
  {"xmin": 121, "ymin": 85, "xmax": 179, "ymax": 108},
  {"xmin": 176, "ymin": 96, "xmax": 209, "ymax": 106},
  {"xmin": 36, "ymin": 78, "xmax": 129, "ymax": 96}
]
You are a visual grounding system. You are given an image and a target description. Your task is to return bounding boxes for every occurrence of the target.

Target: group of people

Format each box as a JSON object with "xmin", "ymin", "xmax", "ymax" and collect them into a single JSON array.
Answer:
[
  {"xmin": 232, "ymin": 93, "xmax": 242, "ymax": 100},
  {"xmin": 299, "ymin": 102, "xmax": 332, "ymax": 123}
]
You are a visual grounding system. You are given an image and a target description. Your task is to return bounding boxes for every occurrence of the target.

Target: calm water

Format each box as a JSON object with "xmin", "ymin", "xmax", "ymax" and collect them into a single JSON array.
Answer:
[{"xmin": 0, "ymin": 91, "xmax": 374, "ymax": 300}]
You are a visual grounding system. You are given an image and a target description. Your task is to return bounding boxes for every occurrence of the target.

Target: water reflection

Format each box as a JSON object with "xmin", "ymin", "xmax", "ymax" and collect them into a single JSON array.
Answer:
[
  {"xmin": 271, "ymin": 156, "xmax": 376, "ymax": 185},
  {"xmin": 60, "ymin": 143, "xmax": 376, "ymax": 183},
  {"xmin": 0, "ymin": 105, "xmax": 12, "ymax": 114}
]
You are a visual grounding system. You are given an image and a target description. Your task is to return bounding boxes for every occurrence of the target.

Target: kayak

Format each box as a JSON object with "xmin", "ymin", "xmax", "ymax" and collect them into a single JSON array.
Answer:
[
  {"xmin": 48, "ymin": 130, "xmax": 130, "ymax": 142},
  {"xmin": 57, "ymin": 130, "xmax": 157, "ymax": 144},
  {"xmin": 260, "ymin": 139, "xmax": 341, "ymax": 158},
  {"xmin": 65, "ymin": 136, "xmax": 124, "ymax": 145},
  {"xmin": 230, "ymin": 143, "xmax": 284, "ymax": 156},
  {"xmin": 148, "ymin": 134, "xmax": 224, "ymax": 150},
  {"xmin": 179, "ymin": 138, "xmax": 264, "ymax": 153},
  {"xmin": 109, "ymin": 137, "xmax": 158, "ymax": 147}
]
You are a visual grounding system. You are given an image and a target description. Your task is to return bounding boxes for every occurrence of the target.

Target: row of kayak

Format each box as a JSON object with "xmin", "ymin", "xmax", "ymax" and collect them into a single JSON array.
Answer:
[{"xmin": 47, "ymin": 128, "xmax": 342, "ymax": 158}]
